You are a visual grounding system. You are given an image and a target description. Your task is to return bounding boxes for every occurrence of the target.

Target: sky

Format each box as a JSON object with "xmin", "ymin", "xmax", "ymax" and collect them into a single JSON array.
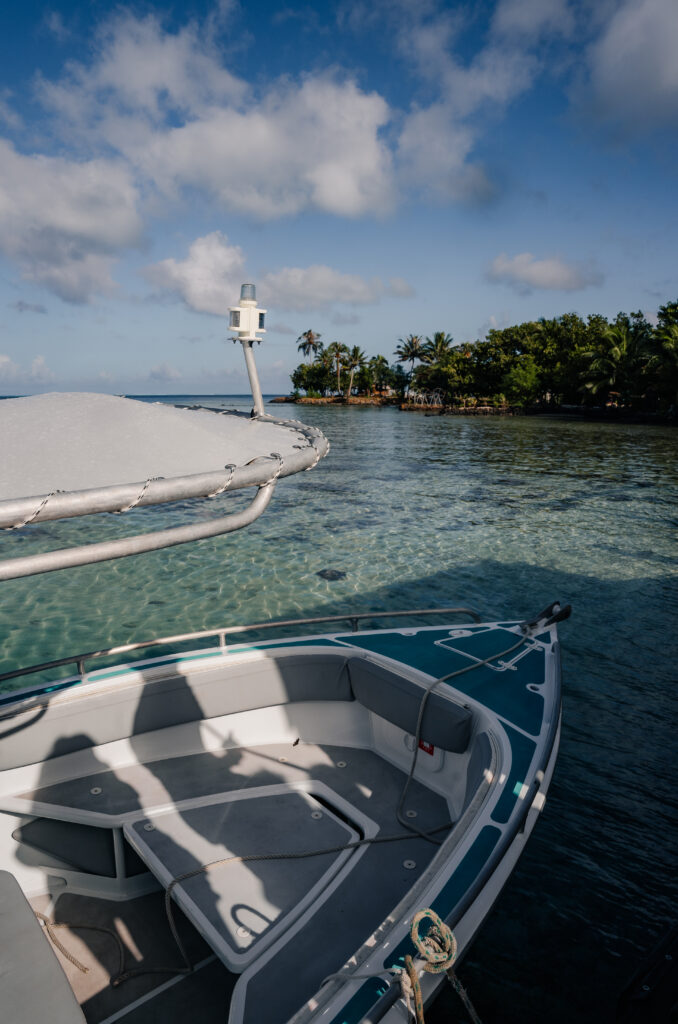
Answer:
[{"xmin": 0, "ymin": 0, "xmax": 676, "ymax": 395}]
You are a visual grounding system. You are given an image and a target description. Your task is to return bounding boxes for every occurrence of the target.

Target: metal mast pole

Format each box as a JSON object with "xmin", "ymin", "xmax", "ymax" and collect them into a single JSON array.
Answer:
[{"xmin": 229, "ymin": 283, "xmax": 267, "ymax": 418}]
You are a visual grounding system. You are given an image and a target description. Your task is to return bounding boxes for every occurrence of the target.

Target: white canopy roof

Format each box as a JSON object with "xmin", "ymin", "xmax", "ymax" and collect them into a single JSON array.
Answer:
[
  {"xmin": 0, "ymin": 393, "xmax": 324, "ymax": 499},
  {"xmin": 0, "ymin": 392, "xmax": 328, "ymax": 553},
  {"xmin": 0, "ymin": 392, "xmax": 329, "ymax": 579}
]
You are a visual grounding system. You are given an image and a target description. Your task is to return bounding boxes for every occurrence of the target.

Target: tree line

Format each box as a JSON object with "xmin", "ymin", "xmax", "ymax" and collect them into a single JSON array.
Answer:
[{"xmin": 290, "ymin": 300, "xmax": 678, "ymax": 415}]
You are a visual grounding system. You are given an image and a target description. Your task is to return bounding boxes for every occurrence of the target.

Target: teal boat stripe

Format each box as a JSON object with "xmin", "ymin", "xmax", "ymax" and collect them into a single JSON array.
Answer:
[
  {"xmin": 227, "ymin": 637, "xmax": 348, "ymax": 651},
  {"xmin": 385, "ymin": 825, "xmax": 502, "ymax": 970},
  {"xmin": 326, "ymin": 978, "xmax": 391, "ymax": 1024},
  {"xmin": 491, "ymin": 725, "xmax": 537, "ymax": 824},
  {"xmin": 330, "ymin": 826, "xmax": 502, "ymax": 1024}
]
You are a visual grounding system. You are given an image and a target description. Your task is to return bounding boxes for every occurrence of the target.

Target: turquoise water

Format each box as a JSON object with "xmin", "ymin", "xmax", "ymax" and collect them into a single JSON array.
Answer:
[{"xmin": 1, "ymin": 397, "xmax": 676, "ymax": 1021}]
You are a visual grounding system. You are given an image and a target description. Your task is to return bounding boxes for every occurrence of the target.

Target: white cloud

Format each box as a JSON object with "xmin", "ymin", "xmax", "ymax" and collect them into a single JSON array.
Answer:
[
  {"xmin": 261, "ymin": 265, "xmax": 382, "ymax": 311},
  {"xmin": 397, "ymin": 104, "xmax": 493, "ymax": 202},
  {"xmin": 148, "ymin": 362, "xmax": 181, "ymax": 382},
  {"xmin": 387, "ymin": 277, "xmax": 415, "ymax": 298},
  {"xmin": 38, "ymin": 13, "xmax": 245, "ymax": 123},
  {"xmin": 0, "ymin": 90, "xmax": 20, "ymax": 129},
  {"xmin": 144, "ymin": 232, "xmax": 246, "ymax": 316},
  {"xmin": 0, "ymin": 353, "xmax": 54, "ymax": 388},
  {"xmin": 261, "ymin": 265, "xmax": 404, "ymax": 311},
  {"xmin": 0, "ymin": 354, "xmax": 19, "ymax": 381},
  {"xmin": 38, "ymin": 15, "xmax": 394, "ymax": 220},
  {"xmin": 145, "ymin": 233, "xmax": 414, "ymax": 314},
  {"xmin": 0, "ymin": 140, "xmax": 143, "ymax": 302},
  {"xmin": 0, "ymin": 4, "xmax": 622, "ymax": 311},
  {"xmin": 30, "ymin": 355, "xmax": 54, "ymax": 384},
  {"xmin": 578, "ymin": 0, "xmax": 678, "ymax": 135},
  {"xmin": 477, "ymin": 311, "xmax": 512, "ymax": 338},
  {"xmin": 382, "ymin": 1, "xmax": 548, "ymax": 200},
  {"xmin": 35, "ymin": 4, "xmax": 551, "ymax": 220},
  {"xmin": 492, "ymin": 0, "xmax": 574, "ymax": 41},
  {"xmin": 487, "ymin": 252, "xmax": 604, "ymax": 293},
  {"xmin": 117, "ymin": 77, "xmax": 393, "ymax": 219},
  {"xmin": 43, "ymin": 11, "xmax": 71, "ymax": 43}
]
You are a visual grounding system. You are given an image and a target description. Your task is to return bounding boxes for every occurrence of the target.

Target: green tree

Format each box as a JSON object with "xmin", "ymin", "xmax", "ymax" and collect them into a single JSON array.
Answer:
[
  {"xmin": 422, "ymin": 332, "xmax": 454, "ymax": 364},
  {"xmin": 582, "ymin": 323, "xmax": 652, "ymax": 405},
  {"xmin": 470, "ymin": 329, "xmax": 521, "ymax": 397},
  {"xmin": 501, "ymin": 355, "xmax": 541, "ymax": 406},
  {"xmin": 369, "ymin": 354, "xmax": 391, "ymax": 390},
  {"xmin": 413, "ymin": 345, "xmax": 474, "ymax": 403},
  {"xmin": 651, "ymin": 323, "xmax": 678, "ymax": 409},
  {"xmin": 394, "ymin": 335, "xmax": 424, "ymax": 385},
  {"xmin": 355, "ymin": 362, "xmax": 375, "ymax": 395},
  {"xmin": 296, "ymin": 329, "xmax": 321, "ymax": 363},
  {"xmin": 326, "ymin": 341, "xmax": 349, "ymax": 395},
  {"xmin": 657, "ymin": 300, "xmax": 678, "ymax": 332},
  {"xmin": 390, "ymin": 363, "xmax": 410, "ymax": 400},
  {"xmin": 345, "ymin": 345, "xmax": 366, "ymax": 397}
]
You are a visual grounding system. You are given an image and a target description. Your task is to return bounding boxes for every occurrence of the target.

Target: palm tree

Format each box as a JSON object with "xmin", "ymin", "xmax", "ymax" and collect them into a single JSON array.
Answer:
[
  {"xmin": 326, "ymin": 341, "xmax": 349, "ymax": 395},
  {"xmin": 652, "ymin": 324, "xmax": 678, "ymax": 408},
  {"xmin": 422, "ymin": 332, "xmax": 454, "ymax": 364},
  {"xmin": 394, "ymin": 335, "xmax": 424, "ymax": 392},
  {"xmin": 297, "ymin": 329, "xmax": 321, "ymax": 363},
  {"xmin": 369, "ymin": 354, "xmax": 390, "ymax": 391},
  {"xmin": 582, "ymin": 324, "xmax": 650, "ymax": 405},
  {"xmin": 345, "ymin": 345, "xmax": 366, "ymax": 397}
]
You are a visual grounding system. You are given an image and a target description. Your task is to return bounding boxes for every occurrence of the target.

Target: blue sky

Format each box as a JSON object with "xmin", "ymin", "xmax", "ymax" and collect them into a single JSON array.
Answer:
[{"xmin": 0, "ymin": 0, "xmax": 676, "ymax": 394}]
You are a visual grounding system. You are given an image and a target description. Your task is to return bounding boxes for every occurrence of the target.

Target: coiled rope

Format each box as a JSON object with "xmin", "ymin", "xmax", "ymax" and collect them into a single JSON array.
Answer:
[{"xmin": 402, "ymin": 908, "xmax": 482, "ymax": 1024}]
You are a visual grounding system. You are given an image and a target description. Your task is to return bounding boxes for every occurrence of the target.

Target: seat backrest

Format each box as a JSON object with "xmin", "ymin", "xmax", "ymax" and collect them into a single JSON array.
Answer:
[
  {"xmin": 347, "ymin": 656, "xmax": 472, "ymax": 753},
  {"xmin": 0, "ymin": 651, "xmax": 352, "ymax": 770}
]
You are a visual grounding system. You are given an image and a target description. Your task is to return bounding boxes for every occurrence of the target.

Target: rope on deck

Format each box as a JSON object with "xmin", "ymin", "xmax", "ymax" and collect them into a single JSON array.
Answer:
[
  {"xmin": 35, "ymin": 910, "xmax": 125, "ymax": 979},
  {"xmin": 400, "ymin": 908, "xmax": 482, "ymax": 1024}
]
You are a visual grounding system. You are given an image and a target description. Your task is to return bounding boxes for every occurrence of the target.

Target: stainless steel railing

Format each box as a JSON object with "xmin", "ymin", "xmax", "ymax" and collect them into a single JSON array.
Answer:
[{"xmin": 0, "ymin": 606, "xmax": 481, "ymax": 688}]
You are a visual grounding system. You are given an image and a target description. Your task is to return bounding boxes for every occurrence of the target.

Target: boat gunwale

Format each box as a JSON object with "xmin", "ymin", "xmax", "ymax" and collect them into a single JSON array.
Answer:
[
  {"xmin": 0, "ymin": 606, "xmax": 482, "ymax": 699},
  {"xmin": 306, "ymin": 687, "xmax": 562, "ymax": 1024}
]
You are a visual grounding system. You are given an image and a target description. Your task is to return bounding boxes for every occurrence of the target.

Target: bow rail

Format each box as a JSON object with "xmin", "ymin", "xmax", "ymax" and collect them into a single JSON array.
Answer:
[{"xmin": 0, "ymin": 606, "xmax": 481, "ymax": 694}]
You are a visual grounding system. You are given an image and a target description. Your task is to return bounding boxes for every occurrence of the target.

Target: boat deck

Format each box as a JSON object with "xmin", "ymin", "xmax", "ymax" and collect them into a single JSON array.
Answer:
[
  {"xmin": 25, "ymin": 743, "xmax": 452, "ymax": 1024},
  {"xmin": 1, "ymin": 620, "xmax": 559, "ymax": 1024}
]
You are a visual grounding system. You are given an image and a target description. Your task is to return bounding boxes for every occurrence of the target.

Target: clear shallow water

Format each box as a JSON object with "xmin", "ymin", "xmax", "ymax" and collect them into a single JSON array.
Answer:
[{"xmin": 1, "ymin": 397, "xmax": 676, "ymax": 1022}]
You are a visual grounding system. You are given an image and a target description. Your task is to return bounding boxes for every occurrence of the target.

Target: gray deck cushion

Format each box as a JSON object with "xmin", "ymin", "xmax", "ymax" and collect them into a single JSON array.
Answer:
[
  {"xmin": 0, "ymin": 652, "xmax": 352, "ymax": 770},
  {"xmin": 347, "ymin": 657, "xmax": 473, "ymax": 753},
  {"xmin": 0, "ymin": 870, "xmax": 86, "ymax": 1024}
]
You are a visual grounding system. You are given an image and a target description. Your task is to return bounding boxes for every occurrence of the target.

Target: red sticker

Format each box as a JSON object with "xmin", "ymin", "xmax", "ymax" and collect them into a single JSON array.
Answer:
[{"xmin": 418, "ymin": 740, "xmax": 435, "ymax": 755}]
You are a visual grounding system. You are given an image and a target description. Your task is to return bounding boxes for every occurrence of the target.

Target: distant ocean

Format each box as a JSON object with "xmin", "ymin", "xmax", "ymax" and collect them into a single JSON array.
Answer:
[{"xmin": 1, "ymin": 396, "xmax": 676, "ymax": 1022}]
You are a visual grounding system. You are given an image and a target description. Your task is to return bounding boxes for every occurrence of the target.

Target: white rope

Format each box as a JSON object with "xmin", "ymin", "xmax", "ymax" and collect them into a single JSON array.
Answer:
[
  {"xmin": 207, "ymin": 464, "xmax": 236, "ymax": 498},
  {"xmin": 244, "ymin": 451, "xmax": 285, "ymax": 485},
  {"xmin": 114, "ymin": 477, "xmax": 164, "ymax": 514},
  {"xmin": 7, "ymin": 490, "xmax": 60, "ymax": 530}
]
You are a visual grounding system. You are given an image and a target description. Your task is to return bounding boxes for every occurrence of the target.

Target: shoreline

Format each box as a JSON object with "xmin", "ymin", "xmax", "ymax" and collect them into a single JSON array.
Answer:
[{"xmin": 269, "ymin": 395, "xmax": 675, "ymax": 425}]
